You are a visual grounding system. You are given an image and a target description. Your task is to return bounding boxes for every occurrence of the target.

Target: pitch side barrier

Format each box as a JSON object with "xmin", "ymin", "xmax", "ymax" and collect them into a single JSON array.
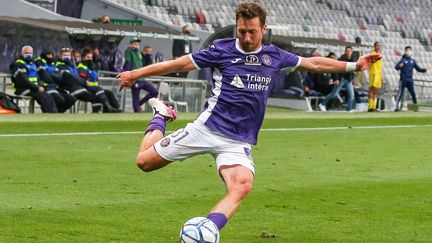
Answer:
[
  {"xmin": 1, "ymin": 73, "xmax": 207, "ymax": 113},
  {"xmin": 413, "ymin": 79, "xmax": 432, "ymax": 104},
  {"xmin": 98, "ymin": 73, "xmax": 207, "ymax": 112}
]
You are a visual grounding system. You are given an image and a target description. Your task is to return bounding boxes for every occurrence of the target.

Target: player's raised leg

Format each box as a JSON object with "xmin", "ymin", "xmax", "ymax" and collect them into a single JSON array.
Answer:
[
  {"xmin": 136, "ymin": 98, "xmax": 177, "ymax": 172},
  {"xmin": 207, "ymin": 165, "xmax": 254, "ymax": 230}
]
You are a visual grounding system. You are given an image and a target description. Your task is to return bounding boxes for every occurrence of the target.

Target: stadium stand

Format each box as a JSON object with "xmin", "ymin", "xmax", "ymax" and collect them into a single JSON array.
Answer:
[
  {"xmin": 2, "ymin": 0, "xmax": 432, "ymax": 112},
  {"xmin": 101, "ymin": 0, "xmax": 432, "ymax": 95}
]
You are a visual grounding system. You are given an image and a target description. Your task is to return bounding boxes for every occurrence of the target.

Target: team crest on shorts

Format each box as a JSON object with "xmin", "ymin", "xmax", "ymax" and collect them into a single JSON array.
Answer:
[
  {"xmin": 262, "ymin": 54, "xmax": 272, "ymax": 65},
  {"xmin": 160, "ymin": 138, "xmax": 171, "ymax": 147}
]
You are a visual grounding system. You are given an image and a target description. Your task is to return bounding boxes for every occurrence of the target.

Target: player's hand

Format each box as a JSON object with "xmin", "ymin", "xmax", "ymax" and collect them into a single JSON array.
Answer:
[
  {"xmin": 334, "ymin": 80, "xmax": 340, "ymax": 85},
  {"xmin": 356, "ymin": 53, "xmax": 382, "ymax": 71},
  {"xmin": 399, "ymin": 63, "xmax": 404, "ymax": 68},
  {"xmin": 38, "ymin": 86, "xmax": 45, "ymax": 93},
  {"xmin": 116, "ymin": 71, "xmax": 136, "ymax": 91}
]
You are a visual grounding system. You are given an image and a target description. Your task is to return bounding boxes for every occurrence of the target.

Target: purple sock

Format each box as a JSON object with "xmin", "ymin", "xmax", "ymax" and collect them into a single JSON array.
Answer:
[
  {"xmin": 207, "ymin": 213, "xmax": 228, "ymax": 230},
  {"xmin": 145, "ymin": 115, "xmax": 166, "ymax": 134}
]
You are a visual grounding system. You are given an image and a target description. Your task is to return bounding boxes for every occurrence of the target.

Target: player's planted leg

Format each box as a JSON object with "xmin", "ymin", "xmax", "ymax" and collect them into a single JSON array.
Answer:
[
  {"xmin": 136, "ymin": 98, "xmax": 177, "ymax": 172},
  {"xmin": 207, "ymin": 165, "xmax": 254, "ymax": 230}
]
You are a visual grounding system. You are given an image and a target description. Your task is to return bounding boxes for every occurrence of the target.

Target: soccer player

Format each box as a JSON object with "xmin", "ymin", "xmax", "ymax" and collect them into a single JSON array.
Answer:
[
  {"xmin": 368, "ymin": 41, "xmax": 383, "ymax": 112},
  {"xmin": 116, "ymin": 2, "xmax": 381, "ymax": 232},
  {"xmin": 395, "ymin": 46, "xmax": 427, "ymax": 111}
]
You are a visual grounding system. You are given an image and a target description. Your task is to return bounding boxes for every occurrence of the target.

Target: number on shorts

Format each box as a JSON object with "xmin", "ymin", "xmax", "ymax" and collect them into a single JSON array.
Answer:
[{"xmin": 171, "ymin": 129, "xmax": 190, "ymax": 143}]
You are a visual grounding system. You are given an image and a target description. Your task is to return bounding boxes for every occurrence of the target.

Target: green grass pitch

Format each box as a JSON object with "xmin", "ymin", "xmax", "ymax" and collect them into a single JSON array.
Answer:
[{"xmin": 1, "ymin": 109, "xmax": 432, "ymax": 242}]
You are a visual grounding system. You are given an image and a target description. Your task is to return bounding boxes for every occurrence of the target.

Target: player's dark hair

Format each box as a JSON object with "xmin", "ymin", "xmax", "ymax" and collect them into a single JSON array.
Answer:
[
  {"xmin": 236, "ymin": 2, "xmax": 267, "ymax": 27},
  {"xmin": 405, "ymin": 46, "xmax": 412, "ymax": 50},
  {"xmin": 374, "ymin": 41, "xmax": 380, "ymax": 47},
  {"xmin": 345, "ymin": 46, "xmax": 353, "ymax": 50}
]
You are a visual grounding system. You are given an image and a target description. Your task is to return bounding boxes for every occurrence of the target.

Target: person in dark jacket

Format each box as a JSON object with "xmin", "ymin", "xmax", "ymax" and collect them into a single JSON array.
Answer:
[
  {"xmin": 9, "ymin": 45, "xmax": 57, "ymax": 113},
  {"xmin": 56, "ymin": 48, "xmax": 106, "ymax": 113},
  {"xmin": 34, "ymin": 49, "xmax": 76, "ymax": 112},
  {"xmin": 77, "ymin": 48, "xmax": 121, "ymax": 112},
  {"xmin": 395, "ymin": 46, "xmax": 427, "ymax": 111},
  {"xmin": 304, "ymin": 52, "xmax": 338, "ymax": 97},
  {"xmin": 319, "ymin": 46, "xmax": 357, "ymax": 111}
]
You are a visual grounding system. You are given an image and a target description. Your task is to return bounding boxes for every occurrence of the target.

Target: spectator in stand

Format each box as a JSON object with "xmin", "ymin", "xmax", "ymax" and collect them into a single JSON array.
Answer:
[
  {"xmin": 72, "ymin": 50, "xmax": 81, "ymax": 66},
  {"xmin": 77, "ymin": 47, "xmax": 121, "ymax": 112},
  {"xmin": 92, "ymin": 47, "xmax": 108, "ymax": 71},
  {"xmin": 56, "ymin": 47, "xmax": 116, "ymax": 113},
  {"xmin": 303, "ymin": 52, "xmax": 338, "ymax": 97},
  {"xmin": 101, "ymin": 15, "xmax": 110, "ymax": 24},
  {"xmin": 172, "ymin": 25, "xmax": 193, "ymax": 78},
  {"xmin": 319, "ymin": 46, "xmax": 357, "ymax": 112},
  {"xmin": 34, "ymin": 48, "xmax": 76, "ymax": 112},
  {"xmin": 395, "ymin": 46, "xmax": 427, "ymax": 111},
  {"xmin": 108, "ymin": 46, "xmax": 125, "ymax": 73},
  {"xmin": 9, "ymin": 45, "xmax": 58, "ymax": 112},
  {"xmin": 141, "ymin": 45, "xmax": 154, "ymax": 67},
  {"xmin": 368, "ymin": 41, "xmax": 383, "ymax": 112},
  {"xmin": 124, "ymin": 37, "xmax": 158, "ymax": 112}
]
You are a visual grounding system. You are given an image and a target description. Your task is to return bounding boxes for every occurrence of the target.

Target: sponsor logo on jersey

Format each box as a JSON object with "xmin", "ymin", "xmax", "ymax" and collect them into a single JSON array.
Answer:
[
  {"xmin": 245, "ymin": 73, "xmax": 272, "ymax": 91},
  {"xmin": 245, "ymin": 55, "xmax": 261, "ymax": 65},
  {"xmin": 230, "ymin": 74, "xmax": 245, "ymax": 88},
  {"xmin": 262, "ymin": 54, "xmax": 272, "ymax": 65},
  {"xmin": 231, "ymin": 58, "xmax": 242, "ymax": 63}
]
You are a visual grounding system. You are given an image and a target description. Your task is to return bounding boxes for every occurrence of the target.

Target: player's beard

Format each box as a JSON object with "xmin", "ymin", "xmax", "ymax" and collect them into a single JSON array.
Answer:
[{"xmin": 240, "ymin": 39, "xmax": 260, "ymax": 52}]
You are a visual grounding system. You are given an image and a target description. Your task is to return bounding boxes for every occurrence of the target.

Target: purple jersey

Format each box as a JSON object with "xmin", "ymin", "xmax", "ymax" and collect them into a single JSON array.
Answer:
[{"xmin": 189, "ymin": 38, "xmax": 301, "ymax": 145}]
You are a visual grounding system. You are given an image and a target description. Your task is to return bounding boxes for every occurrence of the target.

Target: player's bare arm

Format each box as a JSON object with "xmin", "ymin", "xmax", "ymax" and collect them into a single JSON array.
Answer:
[
  {"xmin": 298, "ymin": 53, "xmax": 382, "ymax": 73},
  {"xmin": 116, "ymin": 55, "xmax": 196, "ymax": 90}
]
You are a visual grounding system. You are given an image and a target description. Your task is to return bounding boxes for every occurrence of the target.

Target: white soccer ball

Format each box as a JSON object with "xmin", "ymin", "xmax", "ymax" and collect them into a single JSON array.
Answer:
[{"xmin": 179, "ymin": 217, "xmax": 220, "ymax": 243}]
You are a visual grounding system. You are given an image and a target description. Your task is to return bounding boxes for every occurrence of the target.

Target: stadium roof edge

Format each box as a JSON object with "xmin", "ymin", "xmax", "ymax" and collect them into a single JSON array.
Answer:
[{"xmin": 0, "ymin": 16, "xmax": 199, "ymax": 41}]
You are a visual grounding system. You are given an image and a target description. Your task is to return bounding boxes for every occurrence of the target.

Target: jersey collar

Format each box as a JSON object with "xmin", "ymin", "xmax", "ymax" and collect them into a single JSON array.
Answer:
[{"xmin": 235, "ymin": 38, "xmax": 262, "ymax": 54}]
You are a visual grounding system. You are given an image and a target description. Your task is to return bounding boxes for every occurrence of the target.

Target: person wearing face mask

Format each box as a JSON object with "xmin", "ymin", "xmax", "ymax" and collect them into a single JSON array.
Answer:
[
  {"xmin": 172, "ymin": 25, "xmax": 193, "ymax": 78},
  {"xmin": 56, "ymin": 47, "xmax": 108, "ymax": 113},
  {"xmin": 77, "ymin": 48, "xmax": 121, "ymax": 113},
  {"xmin": 123, "ymin": 37, "xmax": 158, "ymax": 112},
  {"xmin": 141, "ymin": 46, "xmax": 154, "ymax": 67},
  {"xmin": 92, "ymin": 47, "xmax": 108, "ymax": 71},
  {"xmin": 34, "ymin": 49, "xmax": 76, "ymax": 112},
  {"xmin": 9, "ymin": 45, "xmax": 58, "ymax": 113},
  {"xmin": 72, "ymin": 50, "xmax": 81, "ymax": 66},
  {"xmin": 395, "ymin": 46, "xmax": 427, "ymax": 111}
]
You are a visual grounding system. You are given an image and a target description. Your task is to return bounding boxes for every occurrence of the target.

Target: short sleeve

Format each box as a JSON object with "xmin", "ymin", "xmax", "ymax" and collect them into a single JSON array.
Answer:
[
  {"xmin": 189, "ymin": 42, "xmax": 223, "ymax": 70},
  {"xmin": 278, "ymin": 48, "xmax": 301, "ymax": 71}
]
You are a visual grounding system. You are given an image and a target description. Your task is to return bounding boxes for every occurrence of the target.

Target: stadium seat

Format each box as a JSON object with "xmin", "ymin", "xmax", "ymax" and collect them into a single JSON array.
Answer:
[{"xmin": 158, "ymin": 82, "xmax": 188, "ymax": 112}]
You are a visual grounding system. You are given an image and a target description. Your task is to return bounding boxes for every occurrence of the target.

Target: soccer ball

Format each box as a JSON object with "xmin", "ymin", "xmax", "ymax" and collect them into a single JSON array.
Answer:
[{"xmin": 179, "ymin": 217, "xmax": 220, "ymax": 243}]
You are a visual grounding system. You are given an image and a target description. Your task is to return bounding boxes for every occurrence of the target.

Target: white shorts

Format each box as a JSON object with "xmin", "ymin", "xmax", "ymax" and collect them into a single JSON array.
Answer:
[{"xmin": 154, "ymin": 121, "xmax": 255, "ymax": 174}]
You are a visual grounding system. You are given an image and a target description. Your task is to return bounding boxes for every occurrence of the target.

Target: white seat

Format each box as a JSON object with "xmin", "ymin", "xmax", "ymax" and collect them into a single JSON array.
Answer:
[{"xmin": 158, "ymin": 82, "xmax": 188, "ymax": 112}]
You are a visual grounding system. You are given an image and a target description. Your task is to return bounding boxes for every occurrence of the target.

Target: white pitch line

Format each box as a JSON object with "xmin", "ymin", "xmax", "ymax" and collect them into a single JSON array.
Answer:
[{"xmin": 1, "ymin": 124, "xmax": 432, "ymax": 137}]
